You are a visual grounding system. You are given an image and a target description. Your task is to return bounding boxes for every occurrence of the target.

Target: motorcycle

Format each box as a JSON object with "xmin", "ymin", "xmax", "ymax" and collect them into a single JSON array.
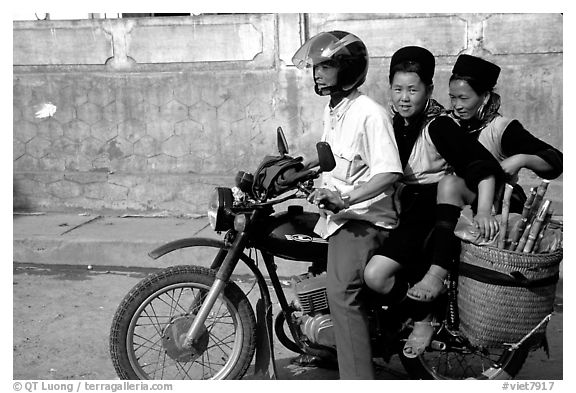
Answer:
[{"xmin": 110, "ymin": 127, "xmax": 536, "ymax": 380}]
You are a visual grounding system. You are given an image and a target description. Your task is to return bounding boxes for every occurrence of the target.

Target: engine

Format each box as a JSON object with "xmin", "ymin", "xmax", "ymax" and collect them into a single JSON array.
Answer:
[{"xmin": 291, "ymin": 272, "xmax": 336, "ymax": 348}]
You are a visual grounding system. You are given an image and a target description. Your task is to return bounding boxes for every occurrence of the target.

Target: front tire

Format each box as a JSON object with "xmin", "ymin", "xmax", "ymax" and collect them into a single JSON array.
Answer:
[{"xmin": 110, "ymin": 265, "xmax": 256, "ymax": 380}]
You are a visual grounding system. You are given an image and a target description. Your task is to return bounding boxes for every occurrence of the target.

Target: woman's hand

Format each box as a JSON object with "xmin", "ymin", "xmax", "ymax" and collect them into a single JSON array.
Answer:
[{"xmin": 473, "ymin": 211, "xmax": 499, "ymax": 241}]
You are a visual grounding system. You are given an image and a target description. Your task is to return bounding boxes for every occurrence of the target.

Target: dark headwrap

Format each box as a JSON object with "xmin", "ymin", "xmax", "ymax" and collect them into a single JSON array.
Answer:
[
  {"xmin": 389, "ymin": 46, "xmax": 435, "ymax": 85},
  {"xmin": 450, "ymin": 55, "xmax": 502, "ymax": 133},
  {"xmin": 452, "ymin": 54, "xmax": 501, "ymax": 91}
]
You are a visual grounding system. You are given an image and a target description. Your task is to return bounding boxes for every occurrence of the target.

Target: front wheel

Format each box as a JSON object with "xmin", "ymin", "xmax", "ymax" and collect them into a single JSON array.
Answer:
[
  {"xmin": 110, "ymin": 265, "xmax": 256, "ymax": 380},
  {"xmin": 400, "ymin": 331, "xmax": 529, "ymax": 380}
]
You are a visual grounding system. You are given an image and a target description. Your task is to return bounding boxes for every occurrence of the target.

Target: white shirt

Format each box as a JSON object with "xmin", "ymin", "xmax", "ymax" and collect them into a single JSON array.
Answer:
[{"xmin": 314, "ymin": 89, "xmax": 403, "ymax": 238}]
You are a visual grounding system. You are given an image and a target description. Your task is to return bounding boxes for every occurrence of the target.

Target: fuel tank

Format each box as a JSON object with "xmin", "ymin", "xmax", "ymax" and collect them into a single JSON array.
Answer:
[{"xmin": 253, "ymin": 205, "xmax": 328, "ymax": 265}]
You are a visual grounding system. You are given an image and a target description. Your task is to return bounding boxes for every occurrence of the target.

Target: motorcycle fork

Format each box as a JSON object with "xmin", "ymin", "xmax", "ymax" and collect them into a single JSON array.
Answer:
[
  {"xmin": 183, "ymin": 247, "xmax": 228, "ymax": 316},
  {"xmin": 182, "ymin": 212, "xmax": 257, "ymax": 350}
]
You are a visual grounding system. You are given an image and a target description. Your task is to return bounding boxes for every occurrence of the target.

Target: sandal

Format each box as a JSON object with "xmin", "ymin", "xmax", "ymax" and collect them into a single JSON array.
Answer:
[
  {"xmin": 403, "ymin": 321, "xmax": 435, "ymax": 358},
  {"xmin": 406, "ymin": 271, "xmax": 448, "ymax": 303}
]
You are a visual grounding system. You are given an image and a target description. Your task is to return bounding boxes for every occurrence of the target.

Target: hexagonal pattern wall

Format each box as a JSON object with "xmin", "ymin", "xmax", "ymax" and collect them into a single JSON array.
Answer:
[{"xmin": 13, "ymin": 13, "xmax": 563, "ymax": 214}]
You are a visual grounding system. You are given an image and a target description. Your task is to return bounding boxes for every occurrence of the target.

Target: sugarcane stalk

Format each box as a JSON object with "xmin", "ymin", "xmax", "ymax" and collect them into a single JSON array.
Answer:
[
  {"xmin": 528, "ymin": 180, "xmax": 550, "ymax": 219},
  {"xmin": 498, "ymin": 183, "xmax": 514, "ymax": 249},
  {"xmin": 523, "ymin": 200, "xmax": 551, "ymax": 253},
  {"xmin": 515, "ymin": 222, "xmax": 532, "ymax": 252},
  {"xmin": 508, "ymin": 187, "xmax": 537, "ymax": 250},
  {"xmin": 533, "ymin": 210, "xmax": 553, "ymax": 253}
]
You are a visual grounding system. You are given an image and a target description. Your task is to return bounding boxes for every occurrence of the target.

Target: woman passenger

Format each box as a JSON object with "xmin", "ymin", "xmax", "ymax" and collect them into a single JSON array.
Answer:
[
  {"xmin": 407, "ymin": 54, "xmax": 563, "ymax": 303},
  {"xmin": 362, "ymin": 47, "xmax": 503, "ymax": 358}
]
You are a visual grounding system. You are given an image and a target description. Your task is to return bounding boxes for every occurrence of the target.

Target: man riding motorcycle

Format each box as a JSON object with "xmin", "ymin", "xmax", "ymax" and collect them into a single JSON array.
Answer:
[{"xmin": 292, "ymin": 30, "xmax": 403, "ymax": 379}]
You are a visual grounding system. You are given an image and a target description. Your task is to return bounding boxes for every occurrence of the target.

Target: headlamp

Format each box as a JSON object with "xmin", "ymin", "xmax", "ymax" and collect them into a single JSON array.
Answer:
[{"xmin": 207, "ymin": 187, "xmax": 234, "ymax": 231}]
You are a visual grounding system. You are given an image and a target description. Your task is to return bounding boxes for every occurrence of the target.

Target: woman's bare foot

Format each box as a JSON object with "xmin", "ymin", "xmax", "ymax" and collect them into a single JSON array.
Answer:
[{"xmin": 407, "ymin": 265, "xmax": 448, "ymax": 302}]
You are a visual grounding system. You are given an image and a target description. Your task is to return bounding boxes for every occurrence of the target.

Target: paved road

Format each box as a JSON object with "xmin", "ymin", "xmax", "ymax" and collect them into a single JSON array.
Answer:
[{"xmin": 13, "ymin": 263, "xmax": 563, "ymax": 381}]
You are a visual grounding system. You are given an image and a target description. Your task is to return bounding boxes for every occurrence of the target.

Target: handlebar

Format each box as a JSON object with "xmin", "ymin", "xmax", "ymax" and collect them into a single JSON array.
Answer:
[
  {"xmin": 275, "ymin": 167, "xmax": 319, "ymax": 189},
  {"xmin": 232, "ymin": 161, "xmax": 323, "ymax": 212},
  {"xmin": 259, "ymin": 179, "xmax": 315, "ymax": 207},
  {"xmin": 233, "ymin": 178, "xmax": 315, "ymax": 212}
]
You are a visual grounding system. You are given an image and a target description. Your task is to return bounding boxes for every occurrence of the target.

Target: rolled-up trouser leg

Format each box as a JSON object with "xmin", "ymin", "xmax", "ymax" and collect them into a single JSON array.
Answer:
[{"xmin": 326, "ymin": 220, "xmax": 389, "ymax": 379}]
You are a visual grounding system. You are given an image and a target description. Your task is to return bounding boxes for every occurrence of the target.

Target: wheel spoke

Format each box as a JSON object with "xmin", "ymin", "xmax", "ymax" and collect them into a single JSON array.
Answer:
[
  {"xmin": 133, "ymin": 334, "xmax": 163, "ymax": 357},
  {"xmin": 188, "ymin": 290, "xmax": 208, "ymax": 315},
  {"xmin": 140, "ymin": 353, "xmax": 172, "ymax": 379},
  {"xmin": 151, "ymin": 342, "xmax": 168, "ymax": 379},
  {"xmin": 158, "ymin": 341, "xmax": 167, "ymax": 379},
  {"xmin": 199, "ymin": 351, "xmax": 226, "ymax": 379},
  {"xmin": 172, "ymin": 358, "xmax": 195, "ymax": 379},
  {"xmin": 152, "ymin": 290, "xmax": 189, "ymax": 316},
  {"xmin": 208, "ymin": 331, "xmax": 235, "ymax": 353},
  {"xmin": 141, "ymin": 305, "xmax": 167, "ymax": 337}
]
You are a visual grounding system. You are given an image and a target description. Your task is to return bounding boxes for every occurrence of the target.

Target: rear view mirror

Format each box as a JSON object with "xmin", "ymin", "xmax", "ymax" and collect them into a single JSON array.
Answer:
[
  {"xmin": 277, "ymin": 127, "xmax": 289, "ymax": 156},
  {"xmin": 316, "ymin": 142, "xmax": 335, "ymax": 172}
]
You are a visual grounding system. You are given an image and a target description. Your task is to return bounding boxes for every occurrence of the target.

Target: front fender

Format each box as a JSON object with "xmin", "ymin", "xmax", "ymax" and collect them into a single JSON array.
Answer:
[{"xmin": 148, "ymin": 237, "xmax": 227, "ymax": 260}]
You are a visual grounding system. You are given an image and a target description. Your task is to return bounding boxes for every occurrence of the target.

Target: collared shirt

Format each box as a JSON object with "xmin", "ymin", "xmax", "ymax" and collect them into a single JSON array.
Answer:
[{"xmin": 314, "ymin": 89, "xmax": 403, "ymax": 238}]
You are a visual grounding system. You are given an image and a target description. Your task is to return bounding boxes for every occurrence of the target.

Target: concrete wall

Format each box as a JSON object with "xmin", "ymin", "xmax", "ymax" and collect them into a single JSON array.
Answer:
[{"xmin": 13, "ymin": 13, "xmax": 563, "ymax": 214}]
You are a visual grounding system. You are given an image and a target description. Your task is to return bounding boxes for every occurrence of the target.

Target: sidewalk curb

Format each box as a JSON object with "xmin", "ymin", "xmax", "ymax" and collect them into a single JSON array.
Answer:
[
  {"xmin": 13, "ymin": 212, "xmax": 563, "ymax": 280},
  {"xmin": 12, "ymin": 213, "xmax": 312, "ymax": 277}
]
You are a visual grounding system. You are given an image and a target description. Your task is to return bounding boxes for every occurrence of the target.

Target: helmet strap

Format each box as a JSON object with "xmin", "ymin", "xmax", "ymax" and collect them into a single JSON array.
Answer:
[{"xmin": 314, "ymin": 83, "xmax": 337, "ymax": 96}]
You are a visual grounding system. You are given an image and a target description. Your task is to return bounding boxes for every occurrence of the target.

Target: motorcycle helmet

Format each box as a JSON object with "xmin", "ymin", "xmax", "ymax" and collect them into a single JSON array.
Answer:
[{"xmin": 292, "ymin": 31, "xmax": 369, "ymax": 96}]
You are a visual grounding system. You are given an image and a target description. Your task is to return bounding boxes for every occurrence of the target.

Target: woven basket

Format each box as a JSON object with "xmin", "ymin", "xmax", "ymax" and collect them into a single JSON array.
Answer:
[{"xmin": 457, "ymin": 242, "xmax": 562, "ymax": 348}]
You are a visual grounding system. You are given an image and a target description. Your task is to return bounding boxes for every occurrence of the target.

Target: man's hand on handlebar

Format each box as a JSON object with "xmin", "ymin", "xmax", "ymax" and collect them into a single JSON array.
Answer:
[
  {"xmin": 302, "ymin": 158, "xmax": 320, "ymax": 171},
  {"xmin": 307, "ymin": 188, "xmax": 348, "ymax": 213}
]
